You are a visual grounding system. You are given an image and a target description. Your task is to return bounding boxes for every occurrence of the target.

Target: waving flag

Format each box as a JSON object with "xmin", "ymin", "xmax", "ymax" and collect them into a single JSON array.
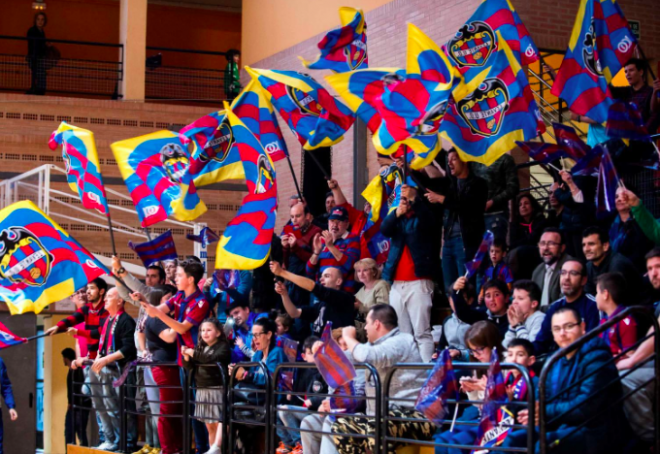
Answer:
[
  {"xmin": 606, "ymin": 101, "xmax": 651, "ymax": 141},
  {"xmin": 465, "ymin": 230, "xmax": 494, "ymax": 278},
  {"xmin": 232, "ymin": 79, "xmax": 289, "ymax": 162},
  {"xmin": 445, "ymin": 0, "xmax": 539, "ymax": 84},
  {"xmin": 361, "ymin": 163, "xmax": 404, "ymax": 224},
  {"xmin": 596, "ymin": 145, "xmax": 620, "ymax": 218},
  {"xmin": 0, "ymin": 201, "xmax": 109, "ymax": 315},
  {"xmin": 473, "ymin": 349, "xmax": 513, "ymax": 452},
  {"xmin": 440, "ymin": 33, "xmax": 544, "ymax": 166},
  {"xmin": 0, "ymin": 321, "xmax": 27, "ymax": 349},
  {"xmin": 553, "ymin": 123, "xmax": 589, "ymax": 161},
  {"xmin": 112, "ymin": 131, "xmax": 207, "ymax": 227},
  {"xmin": 246, "ymin": 67, "xmax": 354, "ymax": 150},
  {"xmin": 300, "ymin": 7, "xmax": 368, "ymax": 73},
  {"xmin": 215, "ymin": 104, "xmax": 278, "ymax": 270},
  {"xmin": 570, "ymin": 145, "xmax": 602, "ymax": 176},
  {"xmin": 48, "ymin": 122, "xmax": 109, "ymax": 216},
  {"xmin": 314, "ymin": 322, "xmax": 356, "ymax": 389},
  {"xmin": 551, "ymin": 0, "xmax": 637, "ymax": 124},
  {"xmin": 186, "ymin": 227, "xmax": 219, "ymax": 248},
  {"xmin": 212, "ymin": 269, "xmax": 240, "ymax": 293},
  {"xmin": 415, "ymin": 349, "xmax": 459, "ymax": 425},
  {"xmin": 278, "ymin": 338, "xmax": 299, "ymax": 392},
  {"xmin": 330, "ymin": 381, "xmax": 359, "ymax": 418},
  {"xmin": 129, "ymin": 230, "xmax": 178, "ymax": 267},
  {"xmin": 516, "ymin": 141, "xmax": 568, "ymax": 164}
]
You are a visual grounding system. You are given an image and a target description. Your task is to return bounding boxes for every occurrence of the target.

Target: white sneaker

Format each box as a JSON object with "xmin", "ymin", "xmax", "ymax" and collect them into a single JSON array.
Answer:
[
  {"xmin": 95, "ymin": 442, "xmax": 114, "ymax": 450},
  {"xmin": 203, "ymin": 446, "xmax": 221, "ymax": 454}
]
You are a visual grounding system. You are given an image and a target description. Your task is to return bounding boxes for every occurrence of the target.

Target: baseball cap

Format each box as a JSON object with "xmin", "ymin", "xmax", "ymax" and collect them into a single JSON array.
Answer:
[{"xmin": 328, "ymin": 206, "xmax": 349, "ymax": 222}]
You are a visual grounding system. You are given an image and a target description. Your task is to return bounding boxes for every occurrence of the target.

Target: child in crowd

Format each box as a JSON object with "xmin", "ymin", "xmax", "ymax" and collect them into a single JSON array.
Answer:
[
  {"xmin": 503, "ymin": 280, "xmax": 546, "ymax": 347},
  {"xmin": 595, "ymin": 272, "xmax": 638, "ymax": 362},
  {"xmin": 276, "ymin": 337, "xmax": 328, "ymax": 454},
  {"xmin": 276, "ymin": 312, "xmax": 294, "ymax": 347},
  {"xmin": 479, "ymin": 239, "xmax": 514, "ymax": 302},
  {"xmin": 504, "ymin": 339, "xmax": 538, "ymax": 414},
  {"xmin": 182, "ymin": 318, "xmax": 231, "ymax": 454}
]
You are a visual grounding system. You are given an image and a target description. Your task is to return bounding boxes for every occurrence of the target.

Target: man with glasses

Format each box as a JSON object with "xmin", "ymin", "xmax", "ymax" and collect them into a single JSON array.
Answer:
[
  {"xmin": 532, "ymin": 228, "xmax": 572, "ymax": 310},
  {"xmin": 532, "ymin": 259, "xmax": 599, "ymax": 354}
]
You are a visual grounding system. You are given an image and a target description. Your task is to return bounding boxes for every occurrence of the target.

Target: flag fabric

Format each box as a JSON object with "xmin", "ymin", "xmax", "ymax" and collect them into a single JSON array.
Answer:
[
  {"xmin": 465, "ymin": 230, "xmax": 494, "ymax": 278},
  {"xmin": 278, "ymin": 338, "xmax": 299, "ymax": 392},
  {"xmin": 186, "ymin": 227, "xmax": 220, "ymax": 248},
  {"xmin": 128, "ymin": 230, "xmax": 178, "ymax": 267},
  {"xmin": 440, "ymin": 33, "xmax": 544, "ymax": 166},
  {"xmin": 214, "ymin": 104, "xmax": 278, "ymax": 270},
  {"xmin": 300, "ymin": 7, "xmax": 368, "ymax": 73},
  {"xmin": 473, "ymin": 349, "xmax": 513, "ymax": 452},
  {"xmin": 361, "ymin": 163, "xmax": 404, "ymax": 224},
  {"xmin": 211, "ymin": 269, "xmax": 240, "ymax": 293},
  {"xmin": 596, "ymin": 145, "xmax": 620, "ymax": 218},
  {"xmin": 232, "ymin": 79, "xmax": 289, "ymax": 162},
  {"xmin": 112, "ymin": 131, "xmax": 207, "ymax": 227},
  {"xmin": 0, "ymin": 201, "xmax": 109, "ymax": 315},
  {"xmin": 415, "ymin": 349, "xmax": 459, "ymax": 425},
  {"xmin": 552, "ymin": 123, "xmax": 590, "ymax": 161},
  {"xmin": 48, "ymin": 122, "xmax": 110, "ymax": 216},
  {"xmin": 314, "ymin": 322, "xmax": 356, "ymax": 389},
  {"xmin": 330, "ymin": 381, "xmax": 360, "ymax": 416},
  {"xmin": 606, "ymin": 101, "xmax": 651, "ymax": 141},
  {"xmin": 516, "ymin": 141, "xmax": 569, "ymax": 164},
  {"xmin": 0, "ymin": 321, "xmax": 27, "ymax": 349},
  {"xmin": 551, "ymin": 0, "xmax": 637, "ymax": 124},
  {"xmin": 246, "ymin": 67, "xmax": 355, "ymax": 150}
]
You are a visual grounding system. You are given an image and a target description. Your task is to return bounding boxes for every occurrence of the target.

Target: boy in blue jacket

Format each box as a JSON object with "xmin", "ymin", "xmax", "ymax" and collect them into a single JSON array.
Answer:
[{"xmin": 0, "ymin": 357, "xmax": 18, "ymax": 454}]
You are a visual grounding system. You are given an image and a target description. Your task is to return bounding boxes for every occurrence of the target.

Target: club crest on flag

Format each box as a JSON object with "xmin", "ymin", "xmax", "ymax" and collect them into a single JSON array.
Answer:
[
  {"xmin": 583, "ymin": 21, "xmax": 603, "ymax": 77},
  {"xmin": 344, "ymin": 33, "xmax": 368, "ymax": 70},
  {"xmin": 448, "ymin": 21, "xmax": 496, "ymax": 67},
  {"xmin": 160, "ymin": 142, "xmax": 190, "ymax": 184},
  {"xmin": 457, "ymin": 78, "xmax": 510, "ymax": 138},
  {"xmin": 286, "ymin": 83, "xmax": 323, "ymax": 116},
  {"xmin": 190, "ymin": 117, "xmax": 234, "ymax": 175},
  {"xmin": 0, "ymin": 226, "xmax": 53, "ymax": 287}
]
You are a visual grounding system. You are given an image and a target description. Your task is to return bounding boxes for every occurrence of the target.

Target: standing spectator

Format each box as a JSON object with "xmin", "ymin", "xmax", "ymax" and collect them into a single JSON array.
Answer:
[
  {"xmin": 381, "ymin": 184, "xmax": 438, "ymax": 362},
  {"xmin": 622, "ymin": 189, "xmax": 660, "ymax": 246},
  {"xmin": 473, "ymin": 153, "xmax": 520, "ymax": 242},
  {"xmin": 224, "ymin": 49, "xmax": 241, "ymax": 101},
  {"xmin": 478, "ymin": 238, "xmax": 513, "ymax": 301},
  {"xmin": 225, "ymin": 301, "xmax": 267, "ymax": 363},
  {"xmin": 503, "ymin": 280, "xmax": 545, "ymax": 347},
  {"xmin": 509, "ymin": 193, "xmax": 547, "ymax": 249},
  {"xmin": 613, "ymin": 59, "xmax": 660, "ymax": 136},
  {"xmin": 608, "ymin": 187, "xmax": 654, "ymax": 273},
  {"xmin": 63, "ymin": 348, "xmax": 89, "ymax": 448},
  {"xmin": 354, "ymin": 258, "xmax": 391, "ymax": 318},
  {"xmin": 452, "ymin": 277, "xmax": 510, "ymax": 338},
  {"xmin": 425, "ymin": 149, "xmax": 488, "ymax": 291},
  {"xmin": 531, "ymin": 228, "xmax": 573, "ymax": 309},
  {"xmin": 595, "ymin": 273, "xmax": 637, "ymax": 362},
  {"xmin": 26, "ymin": 12, "xmax": 48, "ymax": 95},
  {"xmin": 306, "ymin": 206, "xmax": 360, "ymax": 293},
  {"xmin": 0, "ymin": 357, "xmax": 17, "ymax": 454},
  {"xmin": 552, "ymin": 171, "xmax": 596, "ymax": 259},
  {"xmin": 313, "ymin": 192, "xmax": 336, "ymax": 232}
]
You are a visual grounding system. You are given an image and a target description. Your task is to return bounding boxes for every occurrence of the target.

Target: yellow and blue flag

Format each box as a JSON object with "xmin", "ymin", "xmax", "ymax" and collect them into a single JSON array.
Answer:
[
  {"xmin": 361, "ymin": 163, "xmax": 404, "ymax": 224},
  {"xmin": 440, "ymin": 33, "xmax": 545, "ymax": 166},
  {"xmin": 0, "ymin": 200, "xmax": 109, "ymax": 315},
  {"xmin": 215, "ymin": 104, "xmax": 278, "ymax": 270},
  {"xmin": 300, "ymin": 7, "xmax": 368, "ymax": 73},
  {"xmin": 246, "ymin": 67, "xmax": 355, "ymax": 150},
  {"xmin": 111, "ymin": 131, "xmax": 207, "ymax": 227},
  {"xmin": 48, "ymin": 122, "xmax": 110, "ymax": 216},
  {"xmin": 551, "ymin": 0, "xmax": 637, "ymax": 124}
]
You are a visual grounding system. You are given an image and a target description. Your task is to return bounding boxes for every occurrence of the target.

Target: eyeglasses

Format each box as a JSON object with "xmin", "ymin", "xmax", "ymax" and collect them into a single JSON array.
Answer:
[
  {"xmin": 539, "ymin": 241, "xmax": 560, "ymax": 248},
  {"xmin": 468, "ymin": 346, "xmax": 487, "ymax": 355},
  {"xmin": 252, "ymin": 332, "xmax": 268, "ymax": 337},
  {"xmin": 559, "ymin": 270, "xmax": 581, "ymax": 277},
  {"xmin": 551, "ymin": 322, "xmax": 579, "ymax": 334}
]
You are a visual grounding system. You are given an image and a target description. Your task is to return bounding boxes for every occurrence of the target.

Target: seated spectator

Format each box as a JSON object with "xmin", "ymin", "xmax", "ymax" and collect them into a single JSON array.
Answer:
[
  {"xmin": 552, "ymin": 170, "xmax": 596, "ymax": 259},
  {"xmin": 621, "ymin": 189, "xmax": 660, "ymax": 246},
  {"xmin": 163, "ymin": 259, "xmax": 177, "ymax": 286},
  {"xmin": 382, "ymin": 183, "xmax": 439, "ymax": 362},
  {"xmin": 306, "ymin": 206, "xmax": 361, "ymax": 293},
  {"xmin": 276, "ymin": 336, "xmax": 327, "ymax": 454},
  {"xmin": 545, "ymin": 190, "xmax": 564, "ymax": 229},
  {"xmin": 504, "ymin": 307, "xmax": 628, "ymax": 454},
  {"xmin": 533, "ymin": 259, "xmax": 599, "ymax": 355},
  {"xmin": 509, "ymin": 192, "xmax": 547, "ymax": 249},
  {"xmin": 503, "ymin": 280, "xmax": 545, "ymax": 347},
  {"xmin": 609, "ymin": 187, "xmax": 655, "ymax": 273},
  {"xmin": 452, "ymin": 278, "xmax": 510, "ymax": 339},
  {"xmin": 88, "ymin": 287, "xmax": 137, "ymax": 452},
  {"xmin": 271, "ymin": 262, "xmax": 356, "ymax": 337},
  {"xmin": 595, "ymin": 273, "xmax": 637, "ymax": 362},
  {"xmin": 354, "ymin": 258, "xmax": 391, "ymax": 318},
  {"xmin": 504, "ymin": 339, "xmax": 538, "ymax": 407},
  {"xmin": 225, "ymin": 301, "xmax": 267, "ymax": 363},
  {"xmin": 437, "ymin": 282, "xmax": 474, "ymax": 362},
  {"xmin": 203, "ymin": 269, "xmax": 252, "ymax": 321},
  {"xmin": 532, "ymin": 228, "xmax": 573, "ymax": 309},
  {"xmin": 479, "ymin": 238, "xmax": 513, "ymax": 301},
  {"xmin": 182, "ymin": 318, "xmax": 231, "ymax": 454},
  {"xmin": 330, "ymin": 305, "xmax": 433, "ymax": 454}
]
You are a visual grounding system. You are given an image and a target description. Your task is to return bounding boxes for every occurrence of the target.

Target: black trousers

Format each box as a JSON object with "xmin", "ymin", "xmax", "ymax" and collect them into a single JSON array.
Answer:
[{"xmin": 65, "ymin": 406, "xmax": 89, "ymax": 448}]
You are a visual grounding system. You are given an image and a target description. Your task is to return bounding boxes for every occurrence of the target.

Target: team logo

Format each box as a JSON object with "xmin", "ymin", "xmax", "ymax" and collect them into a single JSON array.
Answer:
[
  {"xmin": 255, "ymin": 155, "xmax": 275, "ymax": 194},
  {"xmin": 286, "ymin": 80, "xmax": 322, "ymax": 117},
  {"xmin": 582, "ymin": 19, "xmax": 603, "ymax": 77},
  {"xmin": 457, "ymin": 78, "xmax": 510, "ymax": 137},
  {"xmin": 312, "ymin": 381, "xmax": 323, "ymax": 393},
  {"xmin": 448, "ymin": 21, "xmax": 495, "ymax": 67},
  {"xmin": 417, "ymin": 101, "xmax": 448, "ymax": 135},
  {"xmin": 386, "ymin": 168, "xmax": 403, "ymax": 209},
  {"xmin": 160, "ymin": 142, "xmax": 189, "ymax": 184},
  {"xmin": 344, "ymin": 34, "xmax": 368, "ymax": 70},
  {"xmin": 189, "ymin": 119, "xmax": 234, "ymax": 175},
  {"xmin": 0, "ymin": 227, "xmax": 53, "ymax": 287}
]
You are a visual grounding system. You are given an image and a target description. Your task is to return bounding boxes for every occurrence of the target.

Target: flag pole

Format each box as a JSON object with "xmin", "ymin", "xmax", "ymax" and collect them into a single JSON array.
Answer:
[
  {"xmin": 106, "ymin": 209, "xmax": 118, "ymax": 257},
  {"xmin": 304, "ymin": 147, "xmax": 331, "ymax": 180},
  {"xmin": 285, "ymin": 155, "xmax": 304, "ymax": 202},
  {"xmin": 636, "ymin": 45, "xmax": 657, "ymax": 80},
  {"xmin": 25, "ymin": 332, "xmax": 54, "ymax": 342}
]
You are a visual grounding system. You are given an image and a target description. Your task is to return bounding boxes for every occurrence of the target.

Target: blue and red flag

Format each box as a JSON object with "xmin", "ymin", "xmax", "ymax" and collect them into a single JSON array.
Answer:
[
  {"xmin": 128, "ymin": 230, "xmax": 178, "ymax": 267},
  {"xmin": 300, "ymin": 7, "xmax": 368, "ymax": 73},
  {"xmin": 570, "ymin": 145, "xmax": 602, "ymax": 177},
  {"xmin": 186, "ymin": 227, "xmax": 219, "ymax": 249},
  {"xmin": 211, "ymin": 269, "xmax": 240, "ymax": 293},
  {"xmin": 440, "ymin": 33, "xmax": 544, "ymax": 166},
  {"xmin": 606, "ymin": 101, "xmax": 651, "ymax": 141},
  {"xmin": 473, "ymin": 349, "xmax": 513, "ymax": 452},
  {"xmin": 112, "ymin": 131, "xmax": 207, "ymax": 227},
  {"xmin": 314, "ymin": 322, "xmax": 356, "ymax": 389},
  {"xmin": 465, "ymin": 230, "xmax": 494, "ymax": 278},
  {"xmin": 0, "ymin": 200, "xmax": 109, "ymax": 315},
  {"xmin": 415, "ymin": 349, "xmax": 459, "ymax": 425},
  {"xmin": 330, "ymin": 381, "xmax": 359, "ymax": 417},
  {"xmin": 0, "ymin": 321, "xmax": 27, "ymax": 349},
  {"xmin": 551, "ymin": 0, "xmax": 637, "ymax": 124},
  {"xmin": 278, "ymin": 337, "xmax": 299, "ymax": 392},
  {"xmin": 246, "ymin": 67, "xmax": 355, "ymax": 150},
  {"xmin": 553, "ymin": 123, "xmax": 590, "ymax": 161},
  {"xmin": 596, "ymin": 145, "xmax": 620, "ymax": 218},
  {"xmin": 516, "ymin": 141, "xmax": 568, "ymax": 165},
  {"xmin": 214, "ymin": 104, "xmax": 278, "ymax": 270},
  {"xmin": 48, "ymin": 122, "xmax": 110, "ymax": 216}
]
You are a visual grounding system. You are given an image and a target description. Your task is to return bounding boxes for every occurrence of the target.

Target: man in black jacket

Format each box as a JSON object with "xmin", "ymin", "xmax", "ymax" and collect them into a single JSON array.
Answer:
[{"xmin": 89, "ymin": 287, "xmax": 137, "ymax": 451}]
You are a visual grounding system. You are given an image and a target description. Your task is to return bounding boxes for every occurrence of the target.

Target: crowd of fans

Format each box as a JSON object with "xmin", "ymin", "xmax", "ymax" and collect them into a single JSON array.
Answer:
[{"xmin": 51, "ymin": 59, "xmax": 660, "ymax": 454}]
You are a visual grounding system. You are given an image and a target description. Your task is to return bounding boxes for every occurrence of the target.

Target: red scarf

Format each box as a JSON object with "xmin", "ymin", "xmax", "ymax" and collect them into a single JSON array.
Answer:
[{"xmin": 98, "ymin": 309, "xmax": 125, "ymax": 356}]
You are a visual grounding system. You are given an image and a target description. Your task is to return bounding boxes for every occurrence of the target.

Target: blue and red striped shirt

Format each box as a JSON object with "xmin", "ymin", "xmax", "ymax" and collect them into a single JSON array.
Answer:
[
  {"xmin": 165, "ymin": 289, "xmax": 210, "ymax": 365},
  {"xmin": 306, "ymin": 232, "xmax": 360, "ymax": 293}
]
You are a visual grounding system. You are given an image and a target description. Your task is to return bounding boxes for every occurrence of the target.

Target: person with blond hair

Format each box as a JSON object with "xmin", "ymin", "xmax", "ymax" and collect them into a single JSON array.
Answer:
[{"xmin": 354, "ymin": 258, "xmax": 390, "ymax": 317}]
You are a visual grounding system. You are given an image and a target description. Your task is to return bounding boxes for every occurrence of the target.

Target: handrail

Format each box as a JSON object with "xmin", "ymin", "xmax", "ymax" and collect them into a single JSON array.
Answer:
[
  {"xmin": 147, "ymin": 45, "xmax": 227, "ymax": 57},
  {"xmin": 0, "ymin": 34, "xmax": 123, "ymax": 48}
]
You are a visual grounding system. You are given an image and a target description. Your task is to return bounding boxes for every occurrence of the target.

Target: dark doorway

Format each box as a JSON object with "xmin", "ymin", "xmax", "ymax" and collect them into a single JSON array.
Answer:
[{"xmin": 302, "ymin": 147, "xmax": 332, "ymax": 218}]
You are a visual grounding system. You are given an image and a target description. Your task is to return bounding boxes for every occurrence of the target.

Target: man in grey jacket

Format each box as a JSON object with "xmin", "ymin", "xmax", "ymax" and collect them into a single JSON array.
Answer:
[
  {"xmin": 532, "ymin": 228, "xmax": 572, "ymax": 310},
  {"xmin": 329, "ymin": 305, "xmax": 433, "ymax": 454}
]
